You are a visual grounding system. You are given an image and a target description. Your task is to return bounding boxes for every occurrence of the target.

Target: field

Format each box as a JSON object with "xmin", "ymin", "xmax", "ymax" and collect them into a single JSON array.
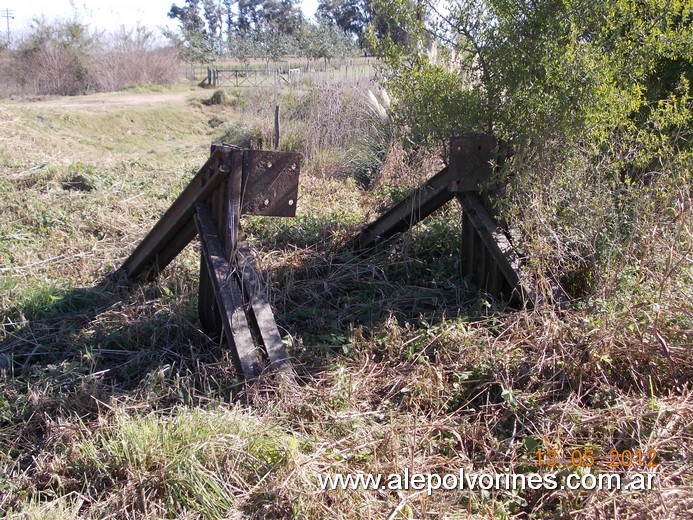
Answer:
[{"xmin": 0, "ymin": 79, "xmax": 691, "ymax": 519}]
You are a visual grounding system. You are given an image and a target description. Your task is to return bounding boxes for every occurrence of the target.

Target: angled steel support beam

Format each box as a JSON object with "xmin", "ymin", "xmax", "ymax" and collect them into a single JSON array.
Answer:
[
  {"xmin": 235, "ymin": 237, "xmax": 295, "ymax": 376},
  {"xmin": 349, "ymin": 166, "xmax": 455, "ymax": 251},
  {"xmin": 121, "ymin": 149, "xmax": 231, "ymax": 281},
  {"xmin": 195, "ymin": 202, "xmax": 263, "ymax": 379}
]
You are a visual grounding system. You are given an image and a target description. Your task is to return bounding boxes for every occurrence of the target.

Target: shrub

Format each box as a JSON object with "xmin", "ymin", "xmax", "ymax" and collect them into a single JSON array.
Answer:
[
  {"xmin": 228, "ymin": 80, "xmax": 399, "ymax": 184},
  {"xmin": 14, "ymin": 19, "xmax": 95, "ymax": 96},
  {"xmin": 5, "ymin": 20, "xmax": 180, "ymax": 96},
  {"xmin": 89, "ymin": 26, "xmax": 180, "ymax": 92},
  {"xmin": 219, "ymin": 120, "xmax": 265, "ymax": 149},
  {"xmin": 203, "ymin": 89, "xmax": 230, "ymax": 106}
]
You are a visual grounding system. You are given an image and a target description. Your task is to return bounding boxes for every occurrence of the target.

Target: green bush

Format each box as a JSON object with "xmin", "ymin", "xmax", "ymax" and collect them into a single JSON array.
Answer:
[
  {"xmin": 219, "ymin": 120, "xmax": 264, "ymax": 149},
  {"xmin": 203, "ymin": 89, "xmax": 230, "ymax": 106},
  {"xmin": 371, "ymin": 0, "xmax": 692, "ymax": 304}
]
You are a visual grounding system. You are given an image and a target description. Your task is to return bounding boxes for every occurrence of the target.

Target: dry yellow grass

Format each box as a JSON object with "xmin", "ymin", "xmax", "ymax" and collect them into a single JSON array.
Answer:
[{"xmin": 0, "ymin": 84, "xmax": 691, "ymax": 519}]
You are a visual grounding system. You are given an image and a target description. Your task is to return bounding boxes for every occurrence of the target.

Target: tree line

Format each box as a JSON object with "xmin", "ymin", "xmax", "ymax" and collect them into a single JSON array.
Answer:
[
  {"xmin": 0, "ymin": 21, "xmax": 180, "ymax": 96},
  {"xmin": 164, "ymin": 0, "xmax": 408, "ymax": 65}
]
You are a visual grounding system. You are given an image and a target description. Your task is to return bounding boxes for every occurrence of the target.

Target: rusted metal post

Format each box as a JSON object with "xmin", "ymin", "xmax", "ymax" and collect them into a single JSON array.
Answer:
[
  {"xmin": 195, "ymin": 202, "xmax": 263, "ymax": 378},
  {"xmin": 199, "ymin": 151, "xmax": 224, "ymax": 337}
]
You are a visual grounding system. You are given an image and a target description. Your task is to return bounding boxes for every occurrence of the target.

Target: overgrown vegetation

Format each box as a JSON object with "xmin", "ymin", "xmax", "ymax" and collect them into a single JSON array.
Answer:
[
  {"xmin": 370, "ymin": 0, "xmax": 692, "ymax": 306},
  {"xmin": 0, "ymin": 20, "xmax": 180, "ymax": 96},
  {"xmin": 216, "ymin": 78, "xmax": 400, "ymax": 187},
  {"xmin": 0, "ymin": 1, "xmax": 691, "ymax": 517}
]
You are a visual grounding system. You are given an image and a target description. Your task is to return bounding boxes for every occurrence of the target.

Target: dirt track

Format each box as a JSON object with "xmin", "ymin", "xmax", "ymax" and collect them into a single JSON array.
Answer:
[{"xmin": 16, "ymin": 90, "xmax": 202, "ymax": 110}]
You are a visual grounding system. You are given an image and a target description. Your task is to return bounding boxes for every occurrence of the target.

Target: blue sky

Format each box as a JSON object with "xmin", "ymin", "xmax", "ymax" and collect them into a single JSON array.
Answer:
[{"xmin": 2, "ymin": 0, "xmax": 320, "ymax": 36}]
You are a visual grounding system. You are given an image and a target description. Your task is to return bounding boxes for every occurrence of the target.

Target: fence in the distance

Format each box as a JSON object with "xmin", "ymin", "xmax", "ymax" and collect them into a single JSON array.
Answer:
[
  {"xmin": 203, "ymin": 65, "xmax": 375, "ymax": 87},
  {"xmin": 181, "ymin": 58, "xmax": 376, "ymax": 87}
]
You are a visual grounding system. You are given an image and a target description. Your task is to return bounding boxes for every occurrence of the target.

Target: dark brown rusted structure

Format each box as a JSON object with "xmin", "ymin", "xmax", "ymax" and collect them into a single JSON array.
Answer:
[
  {"xmin": 119, "ymin": 134, "xmax": 564, "ymax": 383},
  {"xmin": 120, "ymin": 145, "xmax": 300, "ymax": 380},
  {"xmin": 350, "ymin": 134, "xmax": 566, "ymax": 304}
]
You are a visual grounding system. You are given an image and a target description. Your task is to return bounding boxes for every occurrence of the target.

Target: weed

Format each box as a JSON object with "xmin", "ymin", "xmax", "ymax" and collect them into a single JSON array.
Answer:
[
  {"xmin": 219, "ymin": 120, "xmax": 264, "ymax": 149},
  {"xmin": 203, "ymin": 89, "xmax": 232, "ymax": 106}
]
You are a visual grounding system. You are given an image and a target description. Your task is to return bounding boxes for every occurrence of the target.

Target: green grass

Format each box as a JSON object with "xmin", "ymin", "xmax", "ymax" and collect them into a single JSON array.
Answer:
[
  {"xmin": 0, "ymin": 84, "xmax": 690, "ymax": 519},
  {"xmin": 53, "ymin": 407, "xmax": 295, "ymax": 518}
]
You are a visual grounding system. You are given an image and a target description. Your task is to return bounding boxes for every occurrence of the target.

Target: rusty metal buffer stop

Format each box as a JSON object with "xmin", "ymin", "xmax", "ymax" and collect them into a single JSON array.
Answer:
[{"xmin": 120, "ymin": 144, "xmax": 301, "ymax": 380}]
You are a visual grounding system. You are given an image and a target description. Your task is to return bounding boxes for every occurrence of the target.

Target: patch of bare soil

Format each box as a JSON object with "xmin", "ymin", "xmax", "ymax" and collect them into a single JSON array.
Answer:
[{"xmin": 16, "ymin": 90, "xmax": 202, "ymax": 110}]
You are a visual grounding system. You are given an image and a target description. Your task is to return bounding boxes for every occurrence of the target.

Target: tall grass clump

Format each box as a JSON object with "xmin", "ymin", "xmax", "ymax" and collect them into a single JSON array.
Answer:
[
  {"xmin": 7, "ymin": 406, "xmax": 298, "ymax": 518},
  {"xmin": 90, "ymin": 26, "xmax": 180, "ymax": 92},
  {"xmin": 218, "ymin": 79, "xmax": 420, "ymax": 187}
]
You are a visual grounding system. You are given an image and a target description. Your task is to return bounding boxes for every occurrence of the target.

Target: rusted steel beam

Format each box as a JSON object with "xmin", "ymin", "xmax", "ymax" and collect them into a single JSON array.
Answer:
[
  {"xmin": 195, "ymin": 202, "xmax": 263, "ymax": 379},
  {"xmin": 199, "ymin": 146, "xmax": 242, "ymax": 340},
  {"xmin": 235, "ymin": 237, "xmax": 294, "ymax": 376},
  {"xmin": 200, "ymin": 149, "xmax": 229, "ymax": 340},
  {"xmin": 350, "ymin": 166, "xmax": 455, "ymax": 251},
  {"xmin": 139, "ymin": 214, "xmax": 197, "ymax": 281},
  {"xmin": 458, "ymin": 192, "xmax": 570, "ymax": 305},
  {"xmin": 120, "ymin": 149, "xmax": 230, "ymax": 281},
  {"xmin": 456, "ymin": 193, "xmax": 522, "ymax": 293},
  {"xmin": 226, "ymin": 150, "xmax": 244, "ymax": 251},
  {"xmin": 460, "ymin": 211, "xmax": 476, "ymax": 281},
  {"xmin": 198, "ymin": 251, "xmax": 222, "ymax": 337},
  {"xmin": 487, "ymin": 263, "xmax": 503, "ymax": 297}
]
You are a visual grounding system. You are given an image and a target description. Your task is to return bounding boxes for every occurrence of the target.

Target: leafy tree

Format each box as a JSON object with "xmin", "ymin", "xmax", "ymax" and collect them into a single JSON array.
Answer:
[
  {"xmin": 227, "ymin": 31, "xmax": 258, "ymax": 66},
  {"xmin": 254, "ymin": 20, "xmax": 299, "ymax": 67},
  {"xmin": 202, "ymin": 0, "xmax": 224, "ymax": 55},
  {"xmin": 166, "ymin": 0, "xmax": 216, "ymax": 62},
  {"xmin": 373, "ymin": 0, "xmax": 692, "ymax": 157},
  {"xmin": 299, "ymin": 22, "xmax": 357, "ymax": 67},
  {"xmin": 236, "ymin": 0, "xmax": 262, "ymax": 34},
  {"xmin": 16, "ymin": 18, "xmax": 96, "ymax": 95},
  {"xmin": 164, "ymin": 0, "xmax": 369, "ymax": 67},
  {"xmin": 317, "ymin": 0, "xmax": 371, "ymax": 46},
  {"xmin": 317, "ymin": 0, "xmax": 420, "ymax": 49},
  {"xmin": 237, "ymin": 0, "xmax": 304, "ymax": 35},
  {"xmin": 370, "ymin": 0, "xmax": 692, "ymax": 296},
  {"xmin": 367, "ymin": 0, "xmax": 430, "ymax": 51}
]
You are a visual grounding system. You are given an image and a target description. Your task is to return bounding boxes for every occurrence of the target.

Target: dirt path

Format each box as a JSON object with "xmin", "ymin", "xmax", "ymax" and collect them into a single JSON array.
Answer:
[{"xmin": 15, "ymin": 90, "xmax": 204, "ymax": 110}]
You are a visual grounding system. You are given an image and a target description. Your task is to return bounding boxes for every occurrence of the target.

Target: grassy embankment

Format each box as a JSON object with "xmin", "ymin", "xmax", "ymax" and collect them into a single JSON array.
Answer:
[{"xmin": 0, "ymin": 79, "xmax": 690, "ymax": 518}]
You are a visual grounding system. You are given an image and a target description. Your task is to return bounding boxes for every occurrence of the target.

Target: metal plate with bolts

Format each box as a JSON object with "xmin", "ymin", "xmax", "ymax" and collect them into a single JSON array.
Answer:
[
  {"xmin": 449, "ymin": 134, "xmax": 512, "ymax": 192},
  {"xmin": 241, "ymin": 150, "xmax": 301, "ymax": 217}
]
